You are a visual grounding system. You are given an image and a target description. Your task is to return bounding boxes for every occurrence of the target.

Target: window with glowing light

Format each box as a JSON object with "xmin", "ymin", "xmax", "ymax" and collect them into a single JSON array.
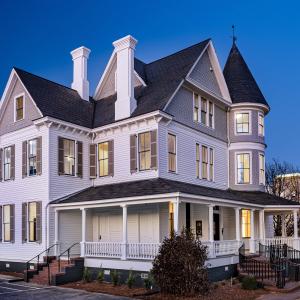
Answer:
[
  {"xmin": 242, "ymin": 209, "xmax": 251, "ymax": 238},
  {"xmin": 236, "ymin": 112, "xmax": 249, "ymax": 134}
]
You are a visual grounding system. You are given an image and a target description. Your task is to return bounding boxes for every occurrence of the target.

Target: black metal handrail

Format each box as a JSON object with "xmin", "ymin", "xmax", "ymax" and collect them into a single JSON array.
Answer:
[
  {"xmin": 57, "ymin": 242, "xmax": 80, "ymax": 273},
  {"xmin": 25, "ymin": 243, "xmax": 58, "ymax": 283}
]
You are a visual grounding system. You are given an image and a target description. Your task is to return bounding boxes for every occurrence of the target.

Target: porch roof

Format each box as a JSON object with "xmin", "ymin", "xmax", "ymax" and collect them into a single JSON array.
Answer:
[{"xmin": 50, "ymin": 178, "xmax": 298, "ymax": 207}]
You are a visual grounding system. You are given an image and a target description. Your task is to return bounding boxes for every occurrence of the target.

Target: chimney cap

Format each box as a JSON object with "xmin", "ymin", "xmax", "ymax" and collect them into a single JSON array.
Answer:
[
  {"xmin": 70, "ymin": 46, "xmax": 91, "ymax": 60},
  {"xmin": 113, "ymin": 35, "xmax": 138, "ymax": 52}
]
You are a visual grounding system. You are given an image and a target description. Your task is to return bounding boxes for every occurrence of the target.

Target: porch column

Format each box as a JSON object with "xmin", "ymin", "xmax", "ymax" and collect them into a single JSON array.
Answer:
[
  {"xmin": 293, "ymin": 210, "xmax": 299, "ymax": 250},
  {"xmin": 234, "ymin": 207, "xmax": 241, "ymax": 242},
  {"xmin": 80, "ymin": 208, "xmax": 86, "ymax": 257},
  {"xmin": 281, "ymin": 214, "xmax": 287, "ymax": 237},
  {"xmin": 249, "ymin": 209, "xmax": 256, "ymax": 253},
  {"xmin": 121, "ymin": 204, "xmax": 128, "ymax": 260},
  {"xmin": 208, "ymin": 204, "xmax": 215, "ymax": 258},
  {"xmin": 259, "ymin": 210, "xmax": 265, "ymax": 241},
  {"xmin": 173, "ymin": 199, "xmax": 180, "ymax": 233},
  {"xmin": 54, "ymin": 209, "xmax": 59, "ymax": 256}
]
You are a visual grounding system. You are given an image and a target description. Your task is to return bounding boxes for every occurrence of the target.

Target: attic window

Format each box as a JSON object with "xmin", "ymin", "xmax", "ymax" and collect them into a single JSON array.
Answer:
[{"xmin": 15, "ymin": 95, "xmax": 24, "ymax": 121}]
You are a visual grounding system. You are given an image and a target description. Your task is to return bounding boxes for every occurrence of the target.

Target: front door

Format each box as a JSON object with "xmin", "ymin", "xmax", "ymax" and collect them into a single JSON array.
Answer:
[{"xmin": 213, "ymin": 213, "xmax": 220, "ymax": 241}]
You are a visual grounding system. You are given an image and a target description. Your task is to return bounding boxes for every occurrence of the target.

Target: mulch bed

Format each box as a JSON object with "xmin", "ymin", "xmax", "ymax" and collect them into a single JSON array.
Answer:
[
  {"xmin": 62, "ymin": 280, "xmax": 267, "ymax": 300},
  {"xmin": 0, "ymin": 271, "xmax": 24, "ymax": 278}
]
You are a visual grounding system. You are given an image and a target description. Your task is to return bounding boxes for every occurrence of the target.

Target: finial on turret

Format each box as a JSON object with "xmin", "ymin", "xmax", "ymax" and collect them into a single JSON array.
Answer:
[{"xmin": 231, "ymin": 25, "xmax": 237, "ymax": 44}]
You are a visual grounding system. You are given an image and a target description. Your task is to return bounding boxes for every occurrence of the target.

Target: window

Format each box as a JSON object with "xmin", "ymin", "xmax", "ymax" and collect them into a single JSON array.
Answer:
[
  {"xmin": 139, "ymin": 132, "xmax": 151, "ymax": 171},
  {"xmin": 208, "ymin": 101, "xmax": 214, "ymax": 128},
  {"xmin": 259, "ymin": 154, "xmax": 265, "ymax": 185},
  {"xmin": 168, "ymin": 134, "xmax": 176, "ymax": 172},
  {"xmin": 196, "ymin": 144, "xmax": 200, "ymax": 178},
  {"xmin": 28, "ymin": 202, "xmax": 37, "ymax": 242},
  {"xmin": 3, "ymin": 205, "xmax": 11, "ymax": 242},
  {"xmin": 63, "ymin": 139, "xmax": 75, "ymax": 175},
  {"xmin": 258, "ymin": 113, "xmax": 264, "ymax": 136},
  {"xmin": 209, "ymin": 148, "xmax": 214, "ymax": 181},
  {"xmin": 15, "ymin": 95, "xmax": 24, "ymax": 121},
  {"xmin": 193, "ymin": 93, "xmax": 199, "ymax": 122},
  {"xmin": 28, "ymin": 139, "xmax": 37, "ymax": 176},
  {"xmin": 237, "ymin": 153, "xmax": 250, "ymax": 184},
  {"xmin": 202, "ymin": 146, "xmax": 208, "ymax": 179},
  {"xmin": 169, "ymin": 202, "xmax": 174, "ymax": 235},
  {"xmin": 4, "ymin": 147, "xmax": 11, "ymax": 180},
  {"xmin": 242, "ymin": 209, "xmax": 251, "ymax": 238},
  {"xmin": 98, "ymin": 142, "xmax": 109, "ymax": 177},
  {"xmin": 201, "ymin": 98, "xmax": 207, "ymax": 125},
  {"xmin": 236, "ymin": 112, "xmax": 250, "ymax": 134}
]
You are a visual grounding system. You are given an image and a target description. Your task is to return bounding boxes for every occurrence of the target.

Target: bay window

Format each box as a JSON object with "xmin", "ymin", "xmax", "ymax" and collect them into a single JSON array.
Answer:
[
  {"xmin": 258, "ymin": 113, "xmax": 264, "ymax": 136},
  {"xmin": 236, "ymin": 112, "xmax": 250, "ymax": 134},
  {"xmin": 259, "ymin": 154, "xmax": 265, "ymax": 185},
  {"xmin": 236, "ymin": 153, "xmax": 250, "ymax": 184}
]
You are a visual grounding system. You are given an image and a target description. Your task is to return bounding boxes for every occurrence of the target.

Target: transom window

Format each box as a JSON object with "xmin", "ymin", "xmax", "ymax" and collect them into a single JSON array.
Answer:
[
  {"xmin": 237, "ymin": 153, "xmax": 250, "ymax": 184},
  {"xmin": 139, "ymin": 132, "xmax": 151, "ymax": 171},
  {"xmin": 259, "ymin": 154, "xmax": 265, "ymax": 185},
  {"xmin": 28, "ymin": 139, "xmax": 37, "ymax": 176},
  {"xmin": 258, "ymin": 113, "xmax": 264, "ymax": 136},
  {"xmin": 28, "ymin": 202, "xmax": 37, "ymax": 242},
  {"xmin": 242, "ymin": 209, "xmax": 251, "ymax": 238},
  {"xmin": 168, "ymin": 133, "xmax": 176, "ymax": 172},
  {"xmin": 98, "ymin": 142, "xmax": 109, "ymax": 177},
  {"xmin": 63, "ymin": 139, "xmax": 75, "ymax": 175},
  {"xmin": 202, "ymin": 146, "xmax": 208, "ymax": 180},
  {"xmin": 201, "ymin": 98, "xmax": 207, "ymax": 125},
  {"xmin": 4, "ymin": 147, "xmax": 11, "ymax": 181},
  {"xmin": 236, "ymin": 112, "xmax": 250, "ymax": 134},
  {"xmin": 193, "ymin": 93, "xmax": 199, "ymax": 122},
  {"xmin": 3, "ymin": 205, "xmax": 11, "ymax": 242},
  {"xmin": 15, "ymin": 95, "xmax": 24, "ymax": 121}
]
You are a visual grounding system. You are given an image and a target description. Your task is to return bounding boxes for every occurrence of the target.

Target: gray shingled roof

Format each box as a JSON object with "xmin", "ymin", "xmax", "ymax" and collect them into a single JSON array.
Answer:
[
  {"xmin": 14, "ymin": 39, "xmax": 210, "ymax": 128},
  {"xmin": 223, "ymin": 43, "xmax": 269, "ymax": 108},
  {"xmin": 51, "ymin": 178, "xmax": 297, "ymax": 206}
]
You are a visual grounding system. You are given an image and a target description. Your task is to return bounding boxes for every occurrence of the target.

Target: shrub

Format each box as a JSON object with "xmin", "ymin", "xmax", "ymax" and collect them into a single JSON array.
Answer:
[
  {"xmin": 241, "ymin": 276, "xmax": 258, "ymax": 290},
  {"xmin": 126, "ymin": 270, "xmax": 135, "ymax": 289},
  {"xmin": 82, "ymin": 267, "xmax": 92, "ymax": 283},
  {"xmin": 144, "ymin": 277, "xmax": 152, "ymax": 290},
  {"xmin": 97, "ymin": 269, "xmax": 104, "ymax": 283},
  {"xmin": 151, "ymin": 228, "xmax": 210, "ymax": 296},
  {"xmin": 111, "ymin": 269, "xmax": 119, "ymax": 286}
]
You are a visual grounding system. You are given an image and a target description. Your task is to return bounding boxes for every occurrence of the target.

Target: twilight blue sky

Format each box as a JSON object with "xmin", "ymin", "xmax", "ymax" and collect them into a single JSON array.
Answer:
[{"xmin": 0, "ymin": 1, "xmax": 299, "ymax": 166}]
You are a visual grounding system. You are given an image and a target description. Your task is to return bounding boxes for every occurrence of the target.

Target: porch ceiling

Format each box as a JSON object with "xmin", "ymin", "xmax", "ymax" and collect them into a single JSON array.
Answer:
[{"xmin": 50, "ymin": 178, "xmax": 300, "ymax": 208}]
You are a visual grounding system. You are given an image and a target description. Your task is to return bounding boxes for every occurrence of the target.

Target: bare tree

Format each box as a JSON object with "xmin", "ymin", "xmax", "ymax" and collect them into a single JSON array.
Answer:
[{"xmin": 265, "ymin": 159, "xmax": 300, "ymax": 236}]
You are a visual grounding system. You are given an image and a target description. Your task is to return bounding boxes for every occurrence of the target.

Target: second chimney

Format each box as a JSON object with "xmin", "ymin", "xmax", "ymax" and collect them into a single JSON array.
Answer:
[
  {"xmin": 71, "ymin": 46, "xmax": 91, "ymax": 101},
  {"xmin": 113, "ymin": 35, "xmax": 137, "ymax": 120}
]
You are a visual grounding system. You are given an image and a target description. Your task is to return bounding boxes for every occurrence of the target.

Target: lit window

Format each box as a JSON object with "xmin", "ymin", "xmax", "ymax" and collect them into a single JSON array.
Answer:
[
  {"xmin": 209, "ymin": 148, "xmax": 214, "ymax": 181},
  {"xmin": 202, "ymin": 146, "xmax": 208, "ymax": 179},
  {"xmin": 3, "ymin": 205, "xmax": 11, "ymax": 242},
  {"xmin": 169, "ymin": 202, "xmax": 174, "ymax": 235},
  {"xmin": 28, "ymin": 139, "xmax": 37, "ymax": 176},
  {"xmin": 258, "ymin": 113, "xmax": 264, "ymax": 136},
  {"xmin": 193, "ymin": 93, "xmax": 199, "ymax": 122},
  {"xmin": 15, "ymin": 95, "xmax": 24, "ymax": 121},
  {"xmin": 98, "ymin": 142, "xmax": 109, "ymax": 177},
  {"xmin": 196, "ymin": 144, "xmax": 200, "ymax": 178},
  {"xmin": 208, "ymin": 101, "xmax": 214, "ymax": 128},
  {"xmin": 242, "ymin": 209, "xmax": 251, "ymax": 238},
  {"xmin": 259, "ymin": 154, "xmax": 265, "ymax": 185},
  {"xmin": 139, "ymin": 132, "xmax": 151, "ymax": 171},
  {"xmin": 168, "ymin": 134, "xmax": 176, "ymax": 172},
  {"xmin": 236, "ymin": 113, "xmax": 249, "ymax": 133},
  {"xmin": 63, "ymin": 139, "xmax": 75, "ymax": 175},
  {"xmin": 201, "ymin": 98, "xmax": 207, "ymax": 125},
  {"xmin": 28, "ymin": 202, "xmax": 37, "ymax": 242},
  {"xmin": 4, "ymin": 147, "xmax": 11, "ymax": 180},
  {"xmin": 237, "ymin": 153, "xmax": 250, "ymax": 184}
]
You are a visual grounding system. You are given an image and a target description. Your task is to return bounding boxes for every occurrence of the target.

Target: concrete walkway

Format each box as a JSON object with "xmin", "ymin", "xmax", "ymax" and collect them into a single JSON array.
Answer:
[{"xmin": 258, "ymin": 289, "xmax": 300, "ymax": 300}]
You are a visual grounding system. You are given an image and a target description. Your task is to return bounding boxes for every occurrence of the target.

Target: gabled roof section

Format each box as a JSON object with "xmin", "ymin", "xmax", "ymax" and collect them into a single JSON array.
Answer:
[
  {"xmin": 223, "ymin": 42, "xmax": 269, "ymax": 108},
  {"xmin": 14, "ymin": 68, "xmax": 94, "ymax": 128}
]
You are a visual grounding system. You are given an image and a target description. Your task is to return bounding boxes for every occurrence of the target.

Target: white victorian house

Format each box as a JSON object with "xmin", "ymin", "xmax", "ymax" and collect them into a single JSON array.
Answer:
[{"xmin": 0, "ymin": 35, "xmax": 299, "ymax": 284}]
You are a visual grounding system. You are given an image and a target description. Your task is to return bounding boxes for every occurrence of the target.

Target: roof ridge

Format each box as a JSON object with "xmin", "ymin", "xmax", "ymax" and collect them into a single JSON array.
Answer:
[
  {"xmin": 144, "ymin": 38, "xmax": 211, "ymax": 66},
  {"xmin": 13, "ymin": 67, "xmax": 82, "ymax": 95}
]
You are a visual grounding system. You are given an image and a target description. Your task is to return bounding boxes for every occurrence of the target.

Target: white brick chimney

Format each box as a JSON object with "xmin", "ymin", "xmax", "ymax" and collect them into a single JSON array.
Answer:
[
  {"xmin": 71, "ymin": 46, "xmax": 91, "ymax": 101},
  {"xmin": 113, "ymin": 35, "xmax": 137, "ymax": 120}
]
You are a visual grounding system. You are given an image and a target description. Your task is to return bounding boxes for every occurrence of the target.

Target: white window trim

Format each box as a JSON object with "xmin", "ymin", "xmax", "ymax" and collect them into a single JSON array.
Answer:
[
  {"xmin": 258, "ymin": 112, "xmax": 265, "ymax": 137},
  {"xmin": 2, "ymin": 204, "xmax": 12, "ymax": 243},
  {"xmin": 208, "ymin": 101, "xmax": 215, "ymax": 129},
  {"xmin": 196, "ymin": 143, "xmax": 215, "ymax": 181},
  {"xmin": 167, "ymin": 131, "xmax": 177, "ymax": 174},
  {"xmin": 209, "ymin": 147, "xmax": 215, "ymax": 182},
  {"xmin": 27, "ymin": 138, "xmax": 38, "ymax": 177},
  {"xmin": 200, "ymin": 96, "xmax": 207, "ymax": 126},
  {"xmin": 234, "ymin": 111, "xmax": 252, "ymax": 136},
  {"xmin": 14, "ymin": 92, "xmax": 25, "ymax": 122},
  {"xmin": 60, "ymin": 136, "xmax": 77, "ymax": 177},
  {"xmin": 235, "ymin": 151, "xmax": 252, "ymax": 185},
  {"xmin": 3, "ymin": 146, "xmax": 12, "ymax": 181},
  {"xmin": 193, "ymin": 92, "xmax": 200, "ymax": 123},
  {"xmin": 259, "ymin": 152, "xmax": 265, "ymax": 185},
  {"xmin": 137, "ymin": 131, "xmax": 152, "ymax": 172}
]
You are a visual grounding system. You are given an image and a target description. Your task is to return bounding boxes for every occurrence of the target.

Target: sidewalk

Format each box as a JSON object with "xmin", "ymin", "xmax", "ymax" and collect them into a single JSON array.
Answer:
[{"xmin": 258, "ymin": 289, "xmax": 300, "ymax": 300}]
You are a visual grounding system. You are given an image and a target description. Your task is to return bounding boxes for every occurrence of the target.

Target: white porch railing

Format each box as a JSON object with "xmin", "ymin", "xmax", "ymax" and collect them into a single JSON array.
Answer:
[
  {"xmin": 84, "ymin": 242, "xmax": 122, "ymax": 258},
  {"xmin": 127, "ymin": 243, "xmax": 160, "ymax": 260},
  {"xmin": 261, "ymin": 237, "xmax": 294, "ymax": 248},
  {"xmin": 202, "ymin": 240, "xmax": 241, "ymax": 257}
]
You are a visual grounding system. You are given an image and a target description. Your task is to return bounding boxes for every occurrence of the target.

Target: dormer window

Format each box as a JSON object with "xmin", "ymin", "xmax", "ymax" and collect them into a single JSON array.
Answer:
[
  {"xmin": 15, "ymin": 95, "xmax": 24, "ymax": 121},
  {"xmin": 235, "ymin": 112, "xmax": 250, "ymax": 134}
]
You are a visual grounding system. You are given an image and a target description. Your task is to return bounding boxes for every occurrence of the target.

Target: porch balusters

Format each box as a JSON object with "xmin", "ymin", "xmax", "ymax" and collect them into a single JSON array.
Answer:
[
  {"xmin": 80, "ymin": 208, "xmax": 86, "ymax": 257},
  {"xmin": 121, "ymin": 204, "xmax": 128, "ymax": 260}
]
